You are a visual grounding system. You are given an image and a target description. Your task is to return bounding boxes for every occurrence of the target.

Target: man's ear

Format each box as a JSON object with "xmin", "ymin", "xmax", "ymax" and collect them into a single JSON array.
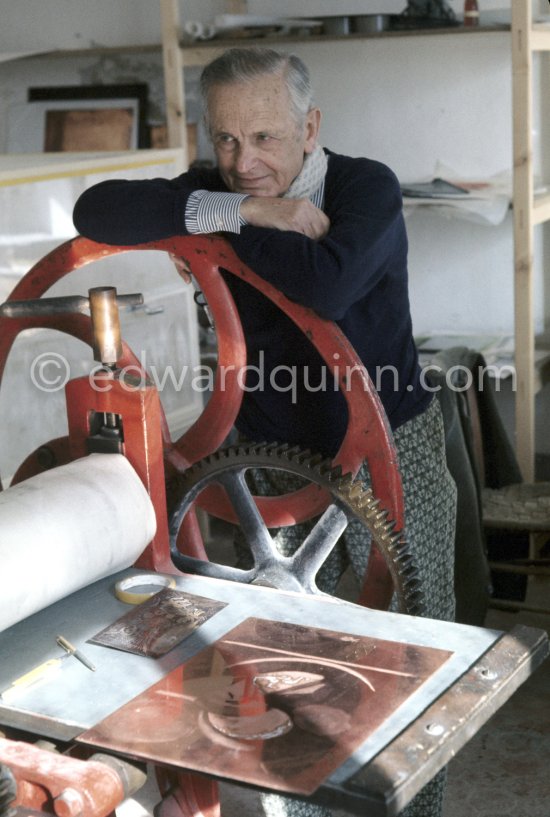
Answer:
[{"xmin": 304, "ymin": 107, "xmax": 321, "ymax": 154}]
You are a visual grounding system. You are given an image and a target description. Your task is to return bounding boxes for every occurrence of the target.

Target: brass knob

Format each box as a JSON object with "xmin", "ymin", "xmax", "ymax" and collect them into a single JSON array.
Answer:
[{"xmin": 89, "ymin": 287, "xmax": 123, "ymax": 367}]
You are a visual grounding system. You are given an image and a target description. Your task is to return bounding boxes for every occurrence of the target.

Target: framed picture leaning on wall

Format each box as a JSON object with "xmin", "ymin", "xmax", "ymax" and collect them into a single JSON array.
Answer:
[{"xmin": 9, "ymin": 83, "xmax": 150, "ymax": 152}]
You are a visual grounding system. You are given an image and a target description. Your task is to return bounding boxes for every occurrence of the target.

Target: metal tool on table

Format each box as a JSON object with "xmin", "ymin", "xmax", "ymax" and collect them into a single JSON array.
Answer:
[
  {"xmin": 0, "ymin": 637, "xmax": 95, "ymax": 703},
  {"xmin": 56, "ymin": 636, "xmax": 96, "ymax": 672}
]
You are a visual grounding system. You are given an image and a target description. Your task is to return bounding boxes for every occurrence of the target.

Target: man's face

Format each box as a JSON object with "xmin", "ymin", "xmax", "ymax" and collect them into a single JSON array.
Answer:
[{"xmin": 207, "ymin": 73, "xmax": 320, "ymax": 197}]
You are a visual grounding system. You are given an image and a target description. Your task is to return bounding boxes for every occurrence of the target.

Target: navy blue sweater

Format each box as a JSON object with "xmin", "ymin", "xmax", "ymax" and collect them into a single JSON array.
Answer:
[{"xmin": 73, "ymin": 149, "xmax": 430, "ymax": 457}]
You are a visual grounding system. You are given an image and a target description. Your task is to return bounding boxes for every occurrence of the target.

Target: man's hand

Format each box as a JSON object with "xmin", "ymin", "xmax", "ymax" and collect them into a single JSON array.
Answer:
[{"xmin": 240, "ymin": 197, "xmax": 330, "ymax": 240}]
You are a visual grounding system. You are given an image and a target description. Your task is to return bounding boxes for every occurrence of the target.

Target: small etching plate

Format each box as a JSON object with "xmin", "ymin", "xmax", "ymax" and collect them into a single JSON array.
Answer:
[{"xmin": 88, "ymin": 588, "xmax": 227, "ymax": 657}]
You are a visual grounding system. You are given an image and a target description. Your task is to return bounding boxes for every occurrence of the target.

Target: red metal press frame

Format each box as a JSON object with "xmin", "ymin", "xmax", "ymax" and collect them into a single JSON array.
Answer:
[
  {"xmin": 0, "ymin": 235, "xmax": 405, "ymax": 607},
  {"xmin": 65, "ymin": 368, "xmax": 173, "ymax": 573},
  {"xmin": 0, "ymin": 738, "xmax": 125, "ymax": 817},
  {"xmin": 0, "ymin": 235, "xmax": 408, "ymax": 817}
]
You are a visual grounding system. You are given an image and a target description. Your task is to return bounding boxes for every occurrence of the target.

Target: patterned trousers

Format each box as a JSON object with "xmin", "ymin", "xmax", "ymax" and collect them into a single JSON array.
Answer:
[{"xmin": 236, "ymin": 397, "xmax": 457, "ymax": 817}]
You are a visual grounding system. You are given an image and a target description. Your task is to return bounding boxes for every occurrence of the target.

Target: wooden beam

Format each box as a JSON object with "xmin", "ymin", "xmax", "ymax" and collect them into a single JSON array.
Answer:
[
  {"xmin": 512, "ymin": 0, "xmax": 536, "ymax": 480},
  {"xmin": 160, "ymin": 0, "xmax": 188, "ymax": 163}
]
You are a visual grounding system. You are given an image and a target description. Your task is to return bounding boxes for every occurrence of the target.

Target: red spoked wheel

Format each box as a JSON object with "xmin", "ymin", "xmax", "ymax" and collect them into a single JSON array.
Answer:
[{"xmin": 0, "ymin": 234, "xmax": 404, "ymax": 608}]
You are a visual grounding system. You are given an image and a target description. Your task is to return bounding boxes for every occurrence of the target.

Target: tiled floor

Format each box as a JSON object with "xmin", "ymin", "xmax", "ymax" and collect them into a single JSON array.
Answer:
[{"xmin": 442, "ymin": 602, "xmax": 550, "ymax": 817}]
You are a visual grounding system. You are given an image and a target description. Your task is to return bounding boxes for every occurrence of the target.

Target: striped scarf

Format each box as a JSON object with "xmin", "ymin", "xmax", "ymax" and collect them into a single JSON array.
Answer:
[{"xmin": 284, "ymin": 144, "xmax": 327, "ymax": 203}]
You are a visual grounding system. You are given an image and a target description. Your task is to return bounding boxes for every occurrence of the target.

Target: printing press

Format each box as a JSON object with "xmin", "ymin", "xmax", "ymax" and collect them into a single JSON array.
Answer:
[{"xmin": 0, "ymin": 235, "xmax": 547, "ymax": 817}]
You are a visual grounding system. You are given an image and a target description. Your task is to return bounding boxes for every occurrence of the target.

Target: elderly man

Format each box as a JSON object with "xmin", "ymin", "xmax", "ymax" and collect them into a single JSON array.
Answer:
[{"xmin": 73, "ymin": 47, "xmax": 455, "ymax": 817}]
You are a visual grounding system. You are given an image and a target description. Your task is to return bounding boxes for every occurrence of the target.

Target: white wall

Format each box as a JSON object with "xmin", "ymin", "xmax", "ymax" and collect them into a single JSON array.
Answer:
[
  {"xmin": 301, "ymin": 33, "xmax": 512, "ymax": 181},
  {"xmin": 0, "ymin": 0, "xmax": 226, "ymax": 53},
  {"xmin": 271, "ymin": 33, "xmax": 522, "ymax": 337}
]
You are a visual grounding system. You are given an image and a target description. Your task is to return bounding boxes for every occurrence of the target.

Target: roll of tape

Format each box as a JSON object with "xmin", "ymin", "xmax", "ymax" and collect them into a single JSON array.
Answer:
[{"xmin": 114, "ymin": 574, "xmax": 176, "ymax": 605}]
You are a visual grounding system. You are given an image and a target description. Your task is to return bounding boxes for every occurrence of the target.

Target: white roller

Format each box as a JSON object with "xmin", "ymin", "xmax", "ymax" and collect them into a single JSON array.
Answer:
[{"xmin": 0, "ymin": 453, "xmax": 157, "ymax": 633}]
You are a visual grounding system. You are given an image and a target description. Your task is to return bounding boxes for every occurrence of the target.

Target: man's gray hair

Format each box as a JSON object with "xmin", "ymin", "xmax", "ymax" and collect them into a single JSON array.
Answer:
[{"xmin": 200, "ymin": 47, "xmax": 314, "ymax": 126}]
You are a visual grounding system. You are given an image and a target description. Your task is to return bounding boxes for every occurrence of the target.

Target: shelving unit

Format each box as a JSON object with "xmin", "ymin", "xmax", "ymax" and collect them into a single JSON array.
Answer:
[
  {"xmin": 512, "ymin": 2, "xmax": 550, "ymax": 480},
  {"xmin": 159, "ymin": 1, "xmax": 549, "ymax": 478},
  {"xmin": 159, "ymin": 0, "xmax": 509, "ymax": 153}
]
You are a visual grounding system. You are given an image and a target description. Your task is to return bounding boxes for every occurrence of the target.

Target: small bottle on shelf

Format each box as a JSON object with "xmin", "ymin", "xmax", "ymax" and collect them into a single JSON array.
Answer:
[
  {"xmin": 464, "ymin": 0, "xmax": 479, "ymax": 26},
  {"xmin": 464, "ymin": 0, "xmax": 480, "ymax": 27}
]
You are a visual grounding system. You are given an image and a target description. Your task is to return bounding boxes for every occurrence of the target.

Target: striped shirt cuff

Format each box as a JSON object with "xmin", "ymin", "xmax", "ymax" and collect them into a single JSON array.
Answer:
[{"xmin": 185, "ymin": 189, "xmax": 249, "ymax": 234}]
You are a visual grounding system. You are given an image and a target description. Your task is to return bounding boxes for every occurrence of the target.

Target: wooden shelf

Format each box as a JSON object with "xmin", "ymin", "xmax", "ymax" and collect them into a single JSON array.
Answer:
[
  {"xmin": 0, "ymin": 44, "xmax": 164, "ymax": 61},
  {"xmin": 178, "ymin": 24, "xmax": 510, "ymax": 67},
  {"xmin": 0, "ymin": 150, "xmax": 183, "ymax": 188},
  {"xmin": 2, "ymin": 23, "xmax": 509, "ymax": 67}
]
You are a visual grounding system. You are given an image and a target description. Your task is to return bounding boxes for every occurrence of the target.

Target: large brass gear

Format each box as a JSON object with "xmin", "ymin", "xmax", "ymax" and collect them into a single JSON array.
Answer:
[{"xmin": 169, "ymin": 442, "xmax": 424, "ymax": 615}]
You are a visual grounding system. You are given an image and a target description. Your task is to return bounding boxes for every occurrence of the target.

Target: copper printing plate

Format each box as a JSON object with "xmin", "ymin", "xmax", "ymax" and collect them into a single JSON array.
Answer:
[{"xmin": 79, "ymin": 617, "xmax": 453, "ymax": 795}]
